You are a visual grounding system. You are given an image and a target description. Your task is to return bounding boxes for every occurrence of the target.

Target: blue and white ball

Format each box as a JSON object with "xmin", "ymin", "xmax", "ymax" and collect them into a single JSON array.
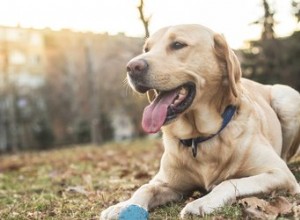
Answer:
[{"xmin": 119, "ymin": 204, "xmax": 149, "ymax": 220}]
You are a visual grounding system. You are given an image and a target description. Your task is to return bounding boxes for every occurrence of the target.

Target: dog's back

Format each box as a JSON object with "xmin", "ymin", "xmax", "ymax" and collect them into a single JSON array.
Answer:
[
  {"xmin": 241, "ymin": 78, "xmax": 300, "ymax": 161},
  {"xmin": 270, "ymin": 84, "xmax": 300, "ymax": 161}
]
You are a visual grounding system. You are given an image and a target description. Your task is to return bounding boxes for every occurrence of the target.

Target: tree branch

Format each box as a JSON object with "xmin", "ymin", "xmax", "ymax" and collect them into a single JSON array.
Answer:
[{"xmin": 137, "ymin": 0, "xmax": 150, "ymax": 38}]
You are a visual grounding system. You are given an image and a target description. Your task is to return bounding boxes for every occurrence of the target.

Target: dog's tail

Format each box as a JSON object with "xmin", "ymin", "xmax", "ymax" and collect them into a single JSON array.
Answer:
[{"xmin": 270, "ymin": 84, "xmax": 300, "ymax": 162}]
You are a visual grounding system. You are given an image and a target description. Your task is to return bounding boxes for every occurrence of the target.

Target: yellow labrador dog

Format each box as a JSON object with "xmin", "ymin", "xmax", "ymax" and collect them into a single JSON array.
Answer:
[{"xmin": 101, "ymin": 24, "xmax": 300, "ymax": 219}]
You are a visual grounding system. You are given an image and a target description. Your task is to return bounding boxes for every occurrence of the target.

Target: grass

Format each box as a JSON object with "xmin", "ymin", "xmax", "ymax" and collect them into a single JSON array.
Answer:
[{"xmin": 1, "ymin": 138, "xmax": 300, "ymax": 219}]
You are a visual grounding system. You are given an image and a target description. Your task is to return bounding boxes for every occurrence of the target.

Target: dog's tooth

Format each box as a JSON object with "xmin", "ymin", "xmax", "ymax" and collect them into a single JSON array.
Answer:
[
  {"xmin": 174, "ymin": 100, "xmax": 181, "ymax": 105},
  {"xmin": 178, "ymin": 94, "xmax": 186, "ymax": 100},
  {"xmin": 180, "ymin": 88, "xmax": 187, "ymax": 95}
]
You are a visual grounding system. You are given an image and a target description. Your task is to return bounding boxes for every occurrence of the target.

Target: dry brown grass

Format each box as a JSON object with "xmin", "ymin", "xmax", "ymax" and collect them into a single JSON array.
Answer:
[{"xmin": 1, "ymin": 138, "xmax": 300, "ymax": 219}]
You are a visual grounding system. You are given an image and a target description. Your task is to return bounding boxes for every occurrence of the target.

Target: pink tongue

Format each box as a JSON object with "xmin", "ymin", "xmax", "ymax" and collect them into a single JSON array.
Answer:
[{"xmin": 142, "ymin": 90, "xmax": 178, "ymax": 133}]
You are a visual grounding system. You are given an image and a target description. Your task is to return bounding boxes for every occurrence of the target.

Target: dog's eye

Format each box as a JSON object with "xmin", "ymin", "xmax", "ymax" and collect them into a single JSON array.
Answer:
[
  {"xmin": 144, "ymin": 47, "xmax": 149, "ymax": 53},
  {"xmin": 170, "ymin": 41, "xmax": 187, "ymax": 50}
]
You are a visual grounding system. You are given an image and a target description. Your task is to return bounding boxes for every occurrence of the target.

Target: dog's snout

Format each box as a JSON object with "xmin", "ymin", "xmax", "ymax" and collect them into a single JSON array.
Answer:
[{"xmin": 126, "ymin": 59, "xmax": 148, "ymax": 76}]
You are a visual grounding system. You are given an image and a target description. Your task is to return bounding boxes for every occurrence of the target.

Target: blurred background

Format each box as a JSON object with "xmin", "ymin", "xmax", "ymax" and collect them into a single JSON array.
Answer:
[{"xmin": 0, "ymin": 0, "xmax": 299, "ymax": 152}]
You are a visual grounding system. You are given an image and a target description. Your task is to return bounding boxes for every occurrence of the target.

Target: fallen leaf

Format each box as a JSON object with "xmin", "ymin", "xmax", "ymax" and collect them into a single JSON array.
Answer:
[
  {"xmin": 239, "ymin": 196, "xmax": 294, "ymax": 219},
  {"xmin": 266, "ymin": 196, "xmax": 293, "ymax": 215},
  {"xmin": 65, "ymin": 185, "xmax": 90, "ymax": 196},
  {"xmin": 239, "ymin": 197, "xmax": 268, "ymax": 210},
  {"xmin": 0, "ymin": 162, "xmax": 24, "ymax": 172},
  {"xmin": 119, "ymin": 168, "xmax": 131, "ymax": 178},
  {"xmin": 134, "ymin": 171, "xmax": 151, "ymax": 179},
  {"xmin": 292, "ymin": 205, "xmax": 300, "ymax": 218},
  {"xmin": 242, "ymin": 206, "xmax": 274, "ymax": 220}
]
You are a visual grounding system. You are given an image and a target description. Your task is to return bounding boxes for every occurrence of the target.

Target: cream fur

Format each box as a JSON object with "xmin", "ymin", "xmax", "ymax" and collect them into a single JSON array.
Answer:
[{"xmin": 101, "ymin": 24, "xmax": 300, "ymax": 219}]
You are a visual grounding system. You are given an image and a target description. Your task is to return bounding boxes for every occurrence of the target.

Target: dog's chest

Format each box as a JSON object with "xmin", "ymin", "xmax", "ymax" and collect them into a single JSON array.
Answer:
[{"xmin": 175, "ymin": 145, "xmax": 235, "ymax": 190}]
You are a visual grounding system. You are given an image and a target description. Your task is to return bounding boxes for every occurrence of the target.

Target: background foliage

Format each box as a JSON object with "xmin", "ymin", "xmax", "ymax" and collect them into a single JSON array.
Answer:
[{"xmin": 0, "ymin": 0, "xmax": 300, "ymax": 152}]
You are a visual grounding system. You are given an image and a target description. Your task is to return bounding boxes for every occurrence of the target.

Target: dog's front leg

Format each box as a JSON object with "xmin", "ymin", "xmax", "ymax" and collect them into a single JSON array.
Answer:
[
  {"xmin": 180, "ymin": 169, "xmax": 300, "ymax": 218},
  {"xmin": 100, "ymin": 181, "xmax": 182, "ymax": 220}
]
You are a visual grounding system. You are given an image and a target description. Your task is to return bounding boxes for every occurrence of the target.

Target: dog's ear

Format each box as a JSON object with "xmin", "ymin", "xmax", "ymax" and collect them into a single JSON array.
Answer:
[
  {"xmin": 213, "ymin": 34, "xmax": 241, "ymax": 97},
  {"xmin": 147, "ymin": 89, "xmax": 158, "ymax": 103}
]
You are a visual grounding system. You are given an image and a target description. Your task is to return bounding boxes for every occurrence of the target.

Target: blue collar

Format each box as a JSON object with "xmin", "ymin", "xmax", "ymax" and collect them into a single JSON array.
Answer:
[{"xmin": 180, "ymin": 105, "xmax": 237, "ymax": 157}]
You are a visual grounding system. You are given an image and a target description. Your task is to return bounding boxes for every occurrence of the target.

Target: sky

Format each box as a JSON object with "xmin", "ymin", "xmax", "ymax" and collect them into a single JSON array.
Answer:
[{"xmin": 0, "ymin": 0, "xmax": 298, "ymax": 49}]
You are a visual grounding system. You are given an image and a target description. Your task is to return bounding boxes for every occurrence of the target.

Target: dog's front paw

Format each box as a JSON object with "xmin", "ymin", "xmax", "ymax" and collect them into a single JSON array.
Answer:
[
  {"xmin": 180, "ymin": 197, "xmax": 220, "ymax": 219},
  {"xmin": 100, "ymin": 202, "xmax": 128, "ymax": 220}
]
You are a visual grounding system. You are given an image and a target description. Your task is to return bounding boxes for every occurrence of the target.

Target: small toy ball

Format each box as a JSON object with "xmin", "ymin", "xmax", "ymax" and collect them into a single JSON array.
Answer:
[{"xmin": 119, "ymin": 204, "xmax": 149, "ymax": 220}]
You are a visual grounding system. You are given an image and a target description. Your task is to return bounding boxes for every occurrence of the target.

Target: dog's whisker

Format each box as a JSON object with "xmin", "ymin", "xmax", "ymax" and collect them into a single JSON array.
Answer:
[
  {"xmin": 122, "ymin": 77, "xmax": 131, "ymax": 96},
  {"xmin": 122, "ymin": 77, "xmax": 128, "ymax": 85}
]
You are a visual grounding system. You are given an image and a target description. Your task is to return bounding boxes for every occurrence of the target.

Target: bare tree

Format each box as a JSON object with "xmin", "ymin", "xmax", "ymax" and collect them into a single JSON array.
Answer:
[
  {"xmin": 1, "ymin": 40, "xmax": 18, "ymax": 152},
  {"xmin": 261, "ymin": 0, "xmax": 275, "ymax": 40},
  {"xmin": 292, "ymin": 0, "xmax": 300, "ymax": 23},
  {"xmin": 251, "ymin": 0, "xmax": 276, "ymax": 40},
  {"xmin": 85, "ymin": 39, "xmax": 102, "ymax": 145},
  {"xmin": 137, "ymin": 0, "xmax": 151, "ymax": 38}
]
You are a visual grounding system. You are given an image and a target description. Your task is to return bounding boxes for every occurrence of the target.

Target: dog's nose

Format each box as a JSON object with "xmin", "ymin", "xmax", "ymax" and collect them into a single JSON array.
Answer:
[{"xmin": 126, "ymin": 59, "xmax": 148, "ymax": 76}]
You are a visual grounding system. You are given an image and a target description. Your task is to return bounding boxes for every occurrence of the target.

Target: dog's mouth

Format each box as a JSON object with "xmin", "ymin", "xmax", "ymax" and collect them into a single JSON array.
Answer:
[{"xmin": 142, "ymin": 83, "xmax": 196, "ymax": 133}]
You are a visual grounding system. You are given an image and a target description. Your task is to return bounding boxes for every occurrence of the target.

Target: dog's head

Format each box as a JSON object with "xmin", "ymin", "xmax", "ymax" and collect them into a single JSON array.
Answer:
[{"xmin": 126, "ymin": 24, "xmax": 241, "ymax": 134}]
